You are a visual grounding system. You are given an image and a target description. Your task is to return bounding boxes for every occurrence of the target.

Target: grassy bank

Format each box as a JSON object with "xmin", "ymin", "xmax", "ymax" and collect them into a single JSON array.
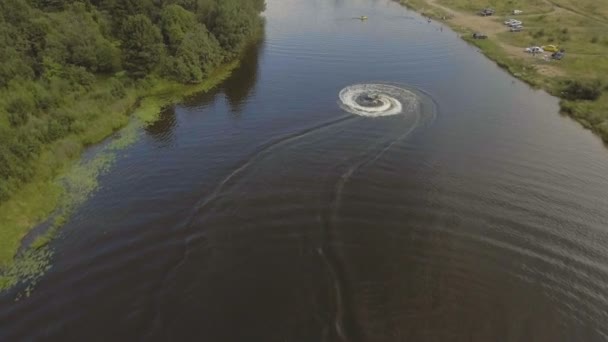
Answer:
[
  {"xmin": 0, "ymin": 0, "xmax": 266, "ymax": 294},
  {"xmin": 397, "ymin": 0, "xmax": 608, "ymax": 142},
  {"xmin": 0, "ymin": 62, "xmax": 239, "ymax": 293}
]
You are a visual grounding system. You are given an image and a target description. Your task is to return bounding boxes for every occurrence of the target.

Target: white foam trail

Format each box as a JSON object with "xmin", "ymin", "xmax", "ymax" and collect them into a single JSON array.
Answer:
[{"xmin": 338, "ymin": 83, "xmax": 420, "ymax": 117}]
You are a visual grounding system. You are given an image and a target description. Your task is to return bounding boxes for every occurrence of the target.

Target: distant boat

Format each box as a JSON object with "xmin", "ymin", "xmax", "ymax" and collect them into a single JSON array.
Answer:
[{"xmin": 359, "ymin": 16, "xmax": 368, "ymax": 20}]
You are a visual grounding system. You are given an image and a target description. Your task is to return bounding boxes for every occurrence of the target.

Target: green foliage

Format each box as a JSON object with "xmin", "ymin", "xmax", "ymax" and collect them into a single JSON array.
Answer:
[
  {"xmin": 211, "ymin": 1, "xmax": 261, "ymax": 55},
  {"xmin": 121, "ymin": 15, "xmax": 164, "ymax": 78},
  {"xmin": 45, "ymin": 3, "xmax": 120, "ymax": 73},
  {"xmin": 167, "ymin": 24, "xmax": 222, "ymax": 83},
  {"xmin": 0, "ymin": 0, "xmax": 265, "ymax": 204},
  {"xmin": 7, "ymin": 98, "xmax": 34, "ymax": 127},
  {"xmin": 561, "ymin": 80, "xmax": 604, "ymax": 101},
  {"xmin": 0, "ymin": 65, "xmax": 239, "ymax": 288},
  {"xmin": 0, "ymin": 0, "xmax": 262, "ymax": 277},
  {"xmin": 160, "ymin": 4, "xmax": 198, "ymax": 53}
]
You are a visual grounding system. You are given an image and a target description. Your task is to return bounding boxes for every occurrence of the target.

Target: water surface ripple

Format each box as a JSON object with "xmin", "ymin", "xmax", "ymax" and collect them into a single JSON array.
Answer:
[{"xmin": 2, "ymin": 0, "xmax": 608, "ymax": 341}]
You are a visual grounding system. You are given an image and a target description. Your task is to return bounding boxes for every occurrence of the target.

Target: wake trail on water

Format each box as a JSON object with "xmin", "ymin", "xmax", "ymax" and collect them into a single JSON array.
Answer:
[
  {"xmin": 150, "ymin": 83, "xmax": 437, "ymax": 339},
  {"xmin": 339, "ymin": 84, "xmax": 420, "ymax": 117},
  {"xmin": 317, "ymin": 113, "xmax": 421, "ymax": 342},
  {"xmin": 193, "ymin": 114, "xmax": 356, "ymax": 214},
  {"xmin": 146, "ymin": 114, "xmax": 358, "ymax": 334},
  {"xmin": 318, "ymin": 83, "xmax": 438, "ymax": 341}
]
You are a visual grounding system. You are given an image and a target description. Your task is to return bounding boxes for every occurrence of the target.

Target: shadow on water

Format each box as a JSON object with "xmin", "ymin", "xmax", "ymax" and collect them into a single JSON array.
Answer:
[
  {"xmin": 179, "ymin": 36, "xmax": 265, "ymax": 115},
  {"xmin": 223, "ymin": 39, "xmax": 265, "ymax": 114},
  {"xmin": 144, "ymin": 107, "xmax": 177, "ymax": 145}
]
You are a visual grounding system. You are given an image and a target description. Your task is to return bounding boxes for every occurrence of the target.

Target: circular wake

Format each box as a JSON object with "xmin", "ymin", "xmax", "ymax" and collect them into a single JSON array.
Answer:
[{"xmin": 339, "ymin": 83, "xmax": 420, "ymax": 117}]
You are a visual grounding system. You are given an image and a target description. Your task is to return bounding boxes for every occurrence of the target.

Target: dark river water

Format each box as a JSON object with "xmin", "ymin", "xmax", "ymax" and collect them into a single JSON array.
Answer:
[{"xmin": 3, "ymin": 0, "xmax": 608, "ymax": 341}]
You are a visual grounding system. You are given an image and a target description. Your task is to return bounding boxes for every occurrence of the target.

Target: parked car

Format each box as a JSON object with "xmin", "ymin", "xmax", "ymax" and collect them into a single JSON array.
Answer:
[
  {"xmin": 472, "ymin": 32, "xmax": 488, "ymax": 39},
  {"xmin": 510, "ymin": 26, "xmax": 524, "ymax": 32},
  {"xmin": 542, "ymin": 45, "xmax": 560, "ymax": 52},
  {"xmin": 512, "ymin": 10, "xmax": 523, "ymax": 15},
  {"xmin": 525, "ymin": 46, "xmax": 544, "ymax": 53},
  {"xmin": 479, "ymin": 8, "xmax": 495, "ymax": 16},
  {"xmin": 508, "ymin": 20, "xmax": 523, "ymax": 27},
  {"xmin": 504, "ymin": 19, "xmax": 518, "ymax": 25},
  {"xmin": 552, "ymin": 51, "xmax": 565, "ymax": 60}
]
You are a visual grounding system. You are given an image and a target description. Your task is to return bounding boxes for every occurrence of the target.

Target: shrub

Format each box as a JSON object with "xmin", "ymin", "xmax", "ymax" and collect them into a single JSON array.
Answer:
[
  {"xmin": 6, "ymin": 96, "xmax": 35, "ymax": 127},
  {"xmin": 561, "ymin": 80, "xmax": 603, "ymax": 101},
  {"xmin": 0, "ymin": 0, "xmax": 265, "ymax": 208},
  {"xmin": 62, "ymin": 65, "xmax": 95, "ymax": 90},
  {"xmin": 33, "ymin": 89, "xmax": 56, "ymax": 111},
  {"xmin": 0, "ymin": 181, "xmax": 10, "ymax": 202},
  {"xmin": 121, "ymin": 15, "xmax": 163, "ymax": 78},
  {"xmin": 46, "ymin": 119, "xmax": 70, "ymax": 141},
  {"xmin": 109, "ymin": 78, "xmax": 126, "ymax": 98},
  {"xmin": 8, "ymin": 111, "xmax": 29, "ymax": 127}
]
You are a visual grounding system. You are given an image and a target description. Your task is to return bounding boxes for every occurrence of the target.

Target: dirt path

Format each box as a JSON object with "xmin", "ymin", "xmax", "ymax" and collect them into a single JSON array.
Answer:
[
  {"xmin": 418, "ymin": 0, "xmax": 566, "ymax": 76},
  {"xmin": 425, "ymin": 0, "xmax": 503, "ymax": 33}
]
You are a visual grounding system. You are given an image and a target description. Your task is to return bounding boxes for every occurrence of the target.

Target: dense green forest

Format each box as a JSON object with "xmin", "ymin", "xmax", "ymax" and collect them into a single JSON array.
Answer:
[{"xmin": 0, "ymin": 0, "xmax": 265, "ymax": 203}]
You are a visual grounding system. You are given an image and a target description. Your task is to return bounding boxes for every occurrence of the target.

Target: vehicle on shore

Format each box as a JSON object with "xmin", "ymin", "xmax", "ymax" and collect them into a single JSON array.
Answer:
[
  {"xmin": 552, "ymin": 51, "xmax": 566, "ymax": 60},
  {"xmin": 472, "ymin": 32, "xmax": 488, "ymax": 39},
  {"xmin": 479, "ymin": 8, "xmax": 495, "ymax": 16},
  {"xmin": 525, "ymin": 46, "xmax": 544, "ymax": 53},
  {"xmin": 507, "ymin": 20, "xmax": 523, "ymax": 27},
  {"xmin": 542, "ymin": 45, "xmax": 559, "ymax": 52}
]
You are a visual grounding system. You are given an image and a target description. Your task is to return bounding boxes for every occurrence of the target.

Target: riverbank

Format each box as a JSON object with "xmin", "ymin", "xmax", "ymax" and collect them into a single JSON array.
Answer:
[
  {"xmin": 397, "ymin": 0, "xmax": 608, "ymax": 143},
  {"xmin": 0, "ymin": 62, "xmax": 240, "ymax": 292}
]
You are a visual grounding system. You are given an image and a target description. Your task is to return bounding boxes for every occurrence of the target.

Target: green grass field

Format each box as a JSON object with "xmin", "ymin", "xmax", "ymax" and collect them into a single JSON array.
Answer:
[
  {"xmin": 400, "ymin": 0, "xmax": 608, "ymax": 143},
  {"xmin": 440, "ymin": 0, "xmax": 554, "ymax": 14}
]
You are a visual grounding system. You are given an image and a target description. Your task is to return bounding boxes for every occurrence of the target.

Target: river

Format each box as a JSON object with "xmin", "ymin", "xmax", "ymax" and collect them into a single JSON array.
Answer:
[{"xmin": 2, "ymin": 0, "xmax": 608, "ymax": 340}]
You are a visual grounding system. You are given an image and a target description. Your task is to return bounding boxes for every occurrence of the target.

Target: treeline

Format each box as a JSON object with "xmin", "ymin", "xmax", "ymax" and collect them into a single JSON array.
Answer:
[{"xmin": 0, "ymin": 0, "xmax": 265, "ymax": 202}]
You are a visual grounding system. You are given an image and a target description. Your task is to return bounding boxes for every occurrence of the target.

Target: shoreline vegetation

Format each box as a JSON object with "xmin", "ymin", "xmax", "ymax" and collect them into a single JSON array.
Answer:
[
  {"xmin": 0, "ymin": 0, "xmax": 265, "ymax": 293},
  {"xmin": 0, "ymin": 65, "xmax": 240, "ymax": 295},
  {"xmin": 396, "ymin": 0, "xmax": 608, "ymax": 143}
]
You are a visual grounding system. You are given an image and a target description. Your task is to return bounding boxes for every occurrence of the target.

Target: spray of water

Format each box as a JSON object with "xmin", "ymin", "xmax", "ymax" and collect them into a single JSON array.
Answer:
[{"xmin": 339, "ymin": 83, "xmax": 420, "ymax": 117}]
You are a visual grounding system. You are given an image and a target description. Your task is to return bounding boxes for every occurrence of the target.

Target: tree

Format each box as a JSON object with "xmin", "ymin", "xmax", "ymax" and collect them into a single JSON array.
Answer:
[
  {"xmin": 31, "ymin": 0, "xmax": 76, "ymax": 11},
  {"xmin": 169, "ymin": 23, "xmax": 221, "ymax": 83},
  {"xmin": 95, "ymin": 0, "xmax": 158, "ymax": 37},
  {"xmin": 44, "ymin": 3, "xmax": 119, "ymax": 73},
  {"xmin": 160, "ymin": 4, "xmax": 197, "ymax": 53},
  {"xmin": 0, "ymin": 20, "xmax": 34, "ymax": 86},
  {"xmin": 211, "ymin": 0, "xmax": 258, "ymax": 55},
  {"xmin": 0, "ymin": 0, "xmax": 265, "ymax": 205},
  {"xmin": 121, "ymin": 15, "xmax": 164, "ymax": 78},
  {"xmin": 0, "ymin": 0, "xmax": 32, "ymax": 26}
]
